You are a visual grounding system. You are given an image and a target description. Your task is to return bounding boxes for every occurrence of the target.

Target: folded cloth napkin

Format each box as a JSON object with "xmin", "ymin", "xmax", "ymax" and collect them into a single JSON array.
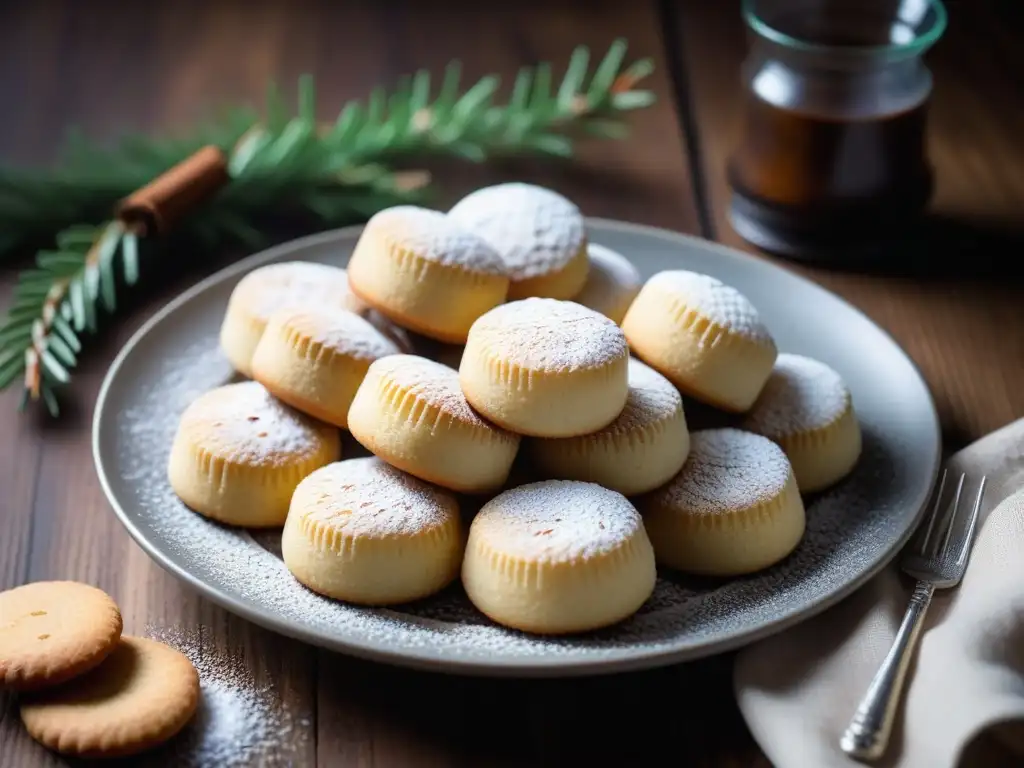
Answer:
[{"xmin": 735, "ymin": 417, "xmax": 1024, "ymax": 768}]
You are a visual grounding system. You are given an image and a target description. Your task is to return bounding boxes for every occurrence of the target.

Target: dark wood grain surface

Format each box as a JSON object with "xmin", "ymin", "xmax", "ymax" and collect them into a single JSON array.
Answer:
[{"xmin": 0, "ymin": 1, "xmax": 1021, "ymax": 766}]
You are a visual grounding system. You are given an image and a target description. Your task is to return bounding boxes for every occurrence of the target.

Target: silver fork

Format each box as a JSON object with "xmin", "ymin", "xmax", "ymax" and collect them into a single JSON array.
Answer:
[{"xmin": 839, "ymin": 469, "xmax": 988, "ymax": 761}]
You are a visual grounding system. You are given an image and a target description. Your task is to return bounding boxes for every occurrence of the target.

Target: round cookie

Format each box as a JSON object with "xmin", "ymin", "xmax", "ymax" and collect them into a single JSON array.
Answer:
[
  {"xmin": 348, "ymin": 355, "xmax": 520, "ymax": 493},
  {"xmin": 459, "ymin": 298, "xmax": 630, "ymax": 437},
  {"xmin": 529, "ymin": 358, "xmax": 690, "ymax": 496},
  {"xmin": 640, "ymin": 428, "xmax": 805, "ymax": 576},
  {"xmin": 572, "ymin": 243, "xmax": 642, "ymax": 324},
  {"xmin": 622, "ymin": 270, "xmax": 778, "ymax": 412},
  {"xmin": 251, "ymin": 306, "xmax": 400, "ymax": 429},
  {"xmin": 346, "ymin": 205, "xmax": 509, "ymax": 343},
  {"xmin": 448, "ymin": 182, "xmax": 589, "ymax": 300},
  {"xmin": 461, "ymin": 480, "xmax": 656, "ymax": 634},
  {"xmin": 167, "ymin": 381, "xmax": 340, "ymax": 527},
  {"xmin": 20, "ymin": 636, "xmax": 200, "ymax": 758},
  {"xmin": 0, "ymin": 582, "xmax": 122, "ymax": 691},
  {"xmin": 220, "ymin": 261, "xmax": 363, "ymax": 377},
  {"xmin": 742, "ymin": 353, "xmax": 862, "ymax": 493},
  {"xmin": 281, "ymin": 457, "xmax": 463, "ymax": 605}
]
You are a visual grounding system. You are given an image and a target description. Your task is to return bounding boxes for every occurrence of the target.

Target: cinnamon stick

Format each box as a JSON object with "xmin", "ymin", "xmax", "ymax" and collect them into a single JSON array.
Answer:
[{"xmin": 116, "ymin": 145, "xmax": 229, "ymax": 235}]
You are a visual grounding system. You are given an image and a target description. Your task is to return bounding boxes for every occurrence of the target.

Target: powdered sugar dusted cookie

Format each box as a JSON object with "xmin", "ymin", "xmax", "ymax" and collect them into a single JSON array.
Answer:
[
  {"xmin": 167, "ymin": 381, "xmax": 340, "ymax": 527},
  {"xmin": 448, "ymin": 183, "xmax": 589, "ymax": 300},
  {"xmin": 282, "ymin": 457, "xmax": 463, "ymax": 605},
  {"xmin": 251, "ymin": 306, "xmax": 400, "ymax": 429},
  {"xmin": 529, "ymin": 358, "xmax": 689, "ymax": 495},
  {"xmin": 461, "ymin": 480, "xmax": 656, "ymax": 634},
  {"xmin": 742, "ymin": 353, "xmax": 861, "ymax": 493},
  {"xmin": 348, "ymin": 355, "xmax": 520, "ymax": 493},
  {"xmin": 459, "ymin": 298, "xmax": 629, "ymax": 437},
  {"xmin": 622, "ymin": 270, "xmax": 777, "ymax": 412},
  {"xmin": 572, "ymin": 243, "xmax": 642, "ymax": 324},
  {"xmin": 347, "ymin": 206, "xmax": 508, "ymax": 343},
  {"xmin": 641, "ymin": 428, "xmax": 805, "ymax": 575},
  {"xmin": 220, "ymin": 262, "xmax": 364, "ymax": 377}
]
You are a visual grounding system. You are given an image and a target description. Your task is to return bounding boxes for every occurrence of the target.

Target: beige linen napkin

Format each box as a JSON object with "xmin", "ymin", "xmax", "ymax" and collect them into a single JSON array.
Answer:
[{"xmin": 735, "ymin": 417, "xmax": 1024, "ymax": 768}]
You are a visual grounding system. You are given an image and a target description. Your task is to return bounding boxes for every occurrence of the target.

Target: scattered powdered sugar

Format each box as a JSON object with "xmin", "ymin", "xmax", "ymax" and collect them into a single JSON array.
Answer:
[
  {"xmin": 573, "ymin": 243, "xmax": 643, "ymax": 321},
  {"xmin": 140, "ymin": 626, "xmax": 306, "ymax": 767},
  {"xmin": 448, "ymin": 183, "xmax": 585, "ymax": 280},
  {"xmin": 469, "ymin": 298, "xmax": 628, "ymax": 371},
  {"xmin": 742, "ymin": 353, "xmax": 852, "ymax": 437},
  {"xmin": 268, "ymin": 306, "xmax": 400, "ymax": 361},
  {"xmin": 368, "ymin": 354, "xmax": 503, "ymax": 430},
  {"xmin": 473, "ymin": 480, "xmax": 642, "ymax": 561},
  {"xmin": 176, "ymin": 380, "xmax": 332, "ymax": 465},
  {"xmin": 654, "ymin": 428, "xmax": 791, "ymax": 515},
  {"xmin": 230, "ymin": 262, "xmax": 362, "ymax": 320},
  {"xmin": 647, "ymin": 270, "xmax": 774, "ymax": 345},
  {"xmin": 108, "ymin": 322, "xmax": 916, "ymax": 664},
  {"xmin": 366, "ymin": 206, "xmax": 506, "ymax": 275},
  {"xmin": 597, "ymin": 358, "xmax": 683, "ymax": 435},
  {"xmin": 290, "ymin": 457, "xmax": 458, "ymax": 539}
]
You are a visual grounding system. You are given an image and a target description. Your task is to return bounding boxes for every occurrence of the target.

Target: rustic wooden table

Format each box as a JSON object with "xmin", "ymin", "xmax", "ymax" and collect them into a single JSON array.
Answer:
[{"xmin": 1, "ymin": 1, "xmax": 1022, "ymax": 765}]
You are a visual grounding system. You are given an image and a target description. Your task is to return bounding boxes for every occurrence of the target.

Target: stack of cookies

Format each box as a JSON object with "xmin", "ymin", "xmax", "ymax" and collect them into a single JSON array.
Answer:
[
  {"xmin": 168, "ymin": 181, "xmax": 863, "ymax": 636},
  {"xmin": 0, "ymin": 581, "xmax": 200, "ymax": 758}
]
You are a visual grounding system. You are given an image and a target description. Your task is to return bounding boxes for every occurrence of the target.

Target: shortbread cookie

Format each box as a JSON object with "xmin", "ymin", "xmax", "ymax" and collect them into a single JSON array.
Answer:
[
  {"xmin": 529, "ymin": 359, "xmax": 690, "ymax": 496},
  {"xmin": 460, "ymin": 298, "xmax": 630, "ymax": 437},
  {"xmin": 462, "ymin": 481, "xmax": 656, "ymax": 634},
  {"xmin": 220, "ymin": 262, "xmax": 363, "ymax": 377},
  {"xmin": 572, "ymin": 243, "xmax": 642, "ymax": 324},
  {"xmin": 641, "ymin": 428, "xmax": 805, "ymax": 575},
  {"xmin": 448, "ymin": 183, "xmax": 589, "ymax": 300},
  {"xmin": 347, "ymin": 206, "xmax": 508, "ymax": 343},
  {"xmin": 168, "ymin": 381, "xmax": 340, "ymax": 527},
  {"xmin": 251, "ymin": 306, "xmax": 400, "ymax": 429},
  {"xmin": 20, "ymin": 636, "xmax": 200, "ymax": 758},
  {"xmin": 349, "ymin": 355, "xmax": 519, "ymax": 493},
  {"xmin": 742, "ymin": 353, "xmax": 862, "ymax": 493},
  {"xmin": 282, "ymin": 457, "xmax": 463, "ymax": 605},
  {"xmin": 0, "ymin": 582, "xmax": 122, "ymax": 691},
  {"xmin": 622, "ymin": 270, "xmax": 778, "ymax": 412}
]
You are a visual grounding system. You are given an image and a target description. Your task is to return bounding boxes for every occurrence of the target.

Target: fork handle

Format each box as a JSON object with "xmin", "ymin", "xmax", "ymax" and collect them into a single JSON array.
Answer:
[{"xmin": 840, "ymin": 581, "xmax": 936, "ymax": 761}]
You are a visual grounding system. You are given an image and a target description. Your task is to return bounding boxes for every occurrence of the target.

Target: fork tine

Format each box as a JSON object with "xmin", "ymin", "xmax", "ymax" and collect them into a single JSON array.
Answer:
[
  {"xmin": 955, "ymin": 476, "xmax": 987, "ymax": 565},
  {"xmin": 918, "ymin": 468, "xmax": 948, "ymax": 552},
  {"xmin": 938, "ymin": 472, "xmax": 967, "ymax": 556}
]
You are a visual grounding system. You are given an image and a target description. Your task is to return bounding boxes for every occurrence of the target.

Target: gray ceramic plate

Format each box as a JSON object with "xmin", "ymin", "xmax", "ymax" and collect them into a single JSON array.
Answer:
[{"xmin": 94, "ymin": 219, "xmax": 941, "ymax": 677}]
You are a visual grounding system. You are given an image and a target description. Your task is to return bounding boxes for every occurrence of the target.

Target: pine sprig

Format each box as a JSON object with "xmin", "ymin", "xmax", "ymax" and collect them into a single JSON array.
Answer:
[{"xmin": 0, "ymin": 40, "xmax": 656, "ymax": 415}]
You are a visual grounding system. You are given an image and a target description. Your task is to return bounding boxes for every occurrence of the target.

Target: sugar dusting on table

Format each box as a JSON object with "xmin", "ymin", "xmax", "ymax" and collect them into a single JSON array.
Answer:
[{"xmin": 143, "ymin": 625, "xmax": 308, "ymax": 767}]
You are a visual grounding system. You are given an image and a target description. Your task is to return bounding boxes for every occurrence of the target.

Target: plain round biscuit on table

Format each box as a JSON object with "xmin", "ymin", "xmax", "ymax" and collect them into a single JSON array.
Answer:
[
  {"xmin": 0, "ymin": 581, "xmax": 123, "ymax": 691},
  {"xmin": 461, "ymin": 480, "xmax": 656, "ymax": 634},
  {"xmin": 640, "ymin": 428, "xmax": 806, "ymax": 576},
  {"xmin": 572, "ymin": 243, "xmax": 643, "ymax": 324},
  {"xmin": 447, "ymin": 182, "xmax": 589, "ymax": 300},
  {"xmin": 167, "ymin": 380, "xmax": 341, "ymax": 527},
  {"xmin": 741, "ymin": 353, "xmax": 862, "ymax": 493},
  {"xmin": 20, "ymin": 636, "xmax": 200, "ymax": 758},
  {"xmin": 622, "ymin": 270, "xmax": 778, "ymax": 412},
  {"xmin": 459, "ymin": 298, "xmax": 630, "ymax": 438},
  {"xmin": 348, "ymin": 354, "xmax": 520, "ymax": 494},
  {"xmin": 528, "ymin": 358, "xmax": 690, "ymax": 496},
  {"xmin": 281, "ymin": 457, "xmax": 464, "ymax": 605},
  {"xmin": 251, "ymin": 306, "xmax": 400, "ymax": 429},
  {"xmin": 346, "ymin": 205, "xmax": 509, "ymax": 343},
  {"xmin": 219, "ymin": 261, "xmax": 364, "ymax": 377}
]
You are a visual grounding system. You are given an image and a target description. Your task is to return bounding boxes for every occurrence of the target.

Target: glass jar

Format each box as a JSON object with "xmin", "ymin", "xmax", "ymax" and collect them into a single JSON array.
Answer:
[{"xmin": 727, "ymin": 0, "xmax": 947, "ymax": 263}]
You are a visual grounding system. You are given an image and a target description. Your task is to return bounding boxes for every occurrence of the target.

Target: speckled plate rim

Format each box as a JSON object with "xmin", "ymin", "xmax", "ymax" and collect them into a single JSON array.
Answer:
[{"xmin": 93, "ymin": 218, "xmax": 942, "ymax": 677}]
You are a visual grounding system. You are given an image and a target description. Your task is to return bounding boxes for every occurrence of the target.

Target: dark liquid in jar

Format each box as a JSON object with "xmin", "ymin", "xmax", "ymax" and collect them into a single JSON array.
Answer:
[{"xmin": 729, "ymin": 97, "xmax": 932, "ymax": 230}]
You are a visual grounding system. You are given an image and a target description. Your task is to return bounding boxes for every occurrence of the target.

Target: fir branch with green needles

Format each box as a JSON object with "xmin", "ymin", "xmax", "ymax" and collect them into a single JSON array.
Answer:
[{"xmin": 0, "ymin": 40, "xmax": 656, "ymax": 416}]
